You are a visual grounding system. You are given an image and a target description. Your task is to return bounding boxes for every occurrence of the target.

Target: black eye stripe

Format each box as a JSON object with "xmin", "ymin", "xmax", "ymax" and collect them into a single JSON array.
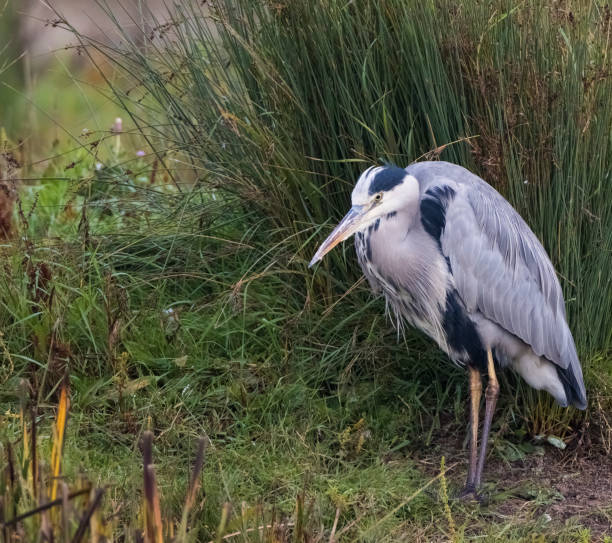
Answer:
[{"xmin": 367, "ymin": 165, "xmax": 405, "ymax": 195}]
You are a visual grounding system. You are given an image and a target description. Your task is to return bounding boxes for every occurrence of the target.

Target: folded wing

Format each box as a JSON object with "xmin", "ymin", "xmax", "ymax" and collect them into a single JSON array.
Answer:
[{"xmin": 438, "ymin": 174, "xmax": 586, "ymax": 408}]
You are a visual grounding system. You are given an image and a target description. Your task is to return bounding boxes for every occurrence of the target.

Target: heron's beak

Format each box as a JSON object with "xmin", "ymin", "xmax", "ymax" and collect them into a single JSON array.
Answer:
[{"xmin": 309, "ymin": 205, "xmax": 366, "ymax": 267}]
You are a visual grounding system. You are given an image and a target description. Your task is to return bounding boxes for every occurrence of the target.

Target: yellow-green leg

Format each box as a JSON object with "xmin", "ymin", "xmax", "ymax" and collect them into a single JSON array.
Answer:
[
  {"xmin": 461, "ymin": 367, "xmax": 482, "ymax": 496},
  {"xmin": 474, "ymin": 348, "xmax": 500, "ymax": 489}
]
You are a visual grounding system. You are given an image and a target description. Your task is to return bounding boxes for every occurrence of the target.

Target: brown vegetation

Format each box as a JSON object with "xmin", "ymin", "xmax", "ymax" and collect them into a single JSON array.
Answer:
[{"xmin": 0, "ymin": 148, "xmax": 18, "ymax": 239}]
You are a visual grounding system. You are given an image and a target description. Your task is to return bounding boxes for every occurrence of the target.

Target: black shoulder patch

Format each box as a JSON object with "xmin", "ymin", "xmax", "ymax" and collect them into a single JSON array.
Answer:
[
  {"xmin": 420, "ymin": 185, "xmax": 456, "ymax": 244},
  {"xmin": 368, "ymin": 166, "xmax": 406, "ymax": 195},
  {"xmin": 443, "ymin": 289, "xmax": 486, "ymax": 371}
]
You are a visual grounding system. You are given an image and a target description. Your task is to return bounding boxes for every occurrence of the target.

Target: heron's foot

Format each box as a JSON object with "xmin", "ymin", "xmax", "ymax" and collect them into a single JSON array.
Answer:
[{"xmin": 456, "ymin": 484, "xmax": 481, "ymax": 503}]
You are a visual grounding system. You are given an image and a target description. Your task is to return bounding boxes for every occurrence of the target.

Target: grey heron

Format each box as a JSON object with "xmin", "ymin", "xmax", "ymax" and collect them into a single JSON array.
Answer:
[{"xmin": 309, "ymin": 161, "xmax": 586, "ymax": 496}]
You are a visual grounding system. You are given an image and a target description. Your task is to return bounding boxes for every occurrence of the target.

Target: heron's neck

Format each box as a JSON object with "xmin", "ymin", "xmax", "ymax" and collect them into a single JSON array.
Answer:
[{"xmin": 382, "ymin": 200, "xmax": 419, "ymax": 237}]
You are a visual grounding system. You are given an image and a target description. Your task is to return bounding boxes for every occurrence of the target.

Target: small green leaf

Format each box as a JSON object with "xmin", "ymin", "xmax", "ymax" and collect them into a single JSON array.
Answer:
[{"xmin": 546, "ymin": 436, "xmax": 566, "ymax": 450}]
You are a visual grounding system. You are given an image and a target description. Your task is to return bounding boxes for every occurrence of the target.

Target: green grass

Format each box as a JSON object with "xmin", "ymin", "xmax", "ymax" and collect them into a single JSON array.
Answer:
[{"xmin": 0, "ymin": 0, "xmax": 610, "ymax": 539}]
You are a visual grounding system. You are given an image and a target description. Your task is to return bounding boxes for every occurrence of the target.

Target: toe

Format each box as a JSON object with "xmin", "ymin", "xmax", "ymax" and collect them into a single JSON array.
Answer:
[{"xmin": 457, "ymin": 485, "xmax": 481, "ymax": 502}]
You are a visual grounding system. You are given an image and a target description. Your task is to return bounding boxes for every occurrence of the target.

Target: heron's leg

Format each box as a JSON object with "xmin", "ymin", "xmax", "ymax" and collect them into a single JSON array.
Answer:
[
  {"xmin": 474, "ymin": 348, "xmax": 500, "ymax": 489},
  {"xmin": 464, "ymin": 367, "xmax": 482, "ymax": 491}
]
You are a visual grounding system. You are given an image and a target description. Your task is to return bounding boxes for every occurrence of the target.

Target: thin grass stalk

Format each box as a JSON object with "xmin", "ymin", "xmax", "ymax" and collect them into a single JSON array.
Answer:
[
  {"xmin": 214, "ymin": 503, "xmax": 231, "ymax": 543},
  {"xmin": 1, "ymin": 487, "xmax": 91, "ymax": 528},
  {"xmin": 293, "ymin": 493, "xmax": 304, "ymax": 543},
  {"xmin": 177, "ymin": 436, "xmax": 208, "ymax": 541},
  {"xmin": 61, "ymin": 482, "xmax": 70, "ymax": 543},
  {"xmin": 70, "ymin": 488, "xmax": 105, "ymax": 543},
  {"xmin": 0, "ymin": 497, "xmax": 5, "ymax": 543},
  {"xmin": 51, "ymin": 380, "xmax": 70, "ymax": 502},
  {"xmin": 141, "ymin": 432, "xmax": 163, "ymax": 543},
  {"xmin": 30, "ymin": 406, "xmax": 37, "ymax": 502}
]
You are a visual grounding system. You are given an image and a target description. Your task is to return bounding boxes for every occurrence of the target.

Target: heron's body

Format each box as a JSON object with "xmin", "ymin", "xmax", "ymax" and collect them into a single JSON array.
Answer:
[
  {"xmin": 354, "ymin": 162, "xmax": 586, "ymax": 409},
  {"xmin": 310, "ymin": 160, "xmax": 587, "ymax": 496}
]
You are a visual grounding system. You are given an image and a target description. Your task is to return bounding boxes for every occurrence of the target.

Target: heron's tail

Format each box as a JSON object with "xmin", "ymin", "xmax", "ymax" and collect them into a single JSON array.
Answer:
[{"xmin": 555, "ymin": 364, "xmax": 586, "ymax": 409}]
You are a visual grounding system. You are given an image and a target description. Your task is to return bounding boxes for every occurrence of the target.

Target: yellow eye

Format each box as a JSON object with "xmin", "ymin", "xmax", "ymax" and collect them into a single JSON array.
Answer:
[{"xmin": 374, "ymin": 192, "xmax": 383, "ymax": 202}]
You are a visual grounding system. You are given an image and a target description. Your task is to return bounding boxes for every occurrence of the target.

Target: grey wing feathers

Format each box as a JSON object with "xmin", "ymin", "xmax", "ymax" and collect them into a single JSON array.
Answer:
[
  {"xmin": 445, "ymin": 182, "xmax": 566, "ymax": 361},
  {"xmin": 407, "ymin": 161, "xmax": 586, "ymax": 405}
]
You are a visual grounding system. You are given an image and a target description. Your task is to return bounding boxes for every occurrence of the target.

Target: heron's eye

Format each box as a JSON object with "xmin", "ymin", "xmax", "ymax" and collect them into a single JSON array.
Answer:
[{"xmin": 374, "ymin": 192, "xmax": 383, "ymax": 202}]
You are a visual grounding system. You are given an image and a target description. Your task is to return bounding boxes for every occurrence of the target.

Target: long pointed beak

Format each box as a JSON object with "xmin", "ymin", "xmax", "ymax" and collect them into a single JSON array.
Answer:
[{"xmin": 309, "ymin": 205, "xmax": 366, "ymax": 267}]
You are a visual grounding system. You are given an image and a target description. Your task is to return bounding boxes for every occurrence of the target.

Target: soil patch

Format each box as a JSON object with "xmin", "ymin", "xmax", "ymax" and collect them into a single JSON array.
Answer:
[{"xmin": 414, "ymin": 436, "xmax": 612, "ymax": 538}]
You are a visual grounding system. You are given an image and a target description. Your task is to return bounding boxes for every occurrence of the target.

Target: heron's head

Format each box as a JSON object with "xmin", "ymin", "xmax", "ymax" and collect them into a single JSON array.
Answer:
[{"xmin": 309, "ymin": 165, "xmax": 418, "ymax": 267}]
